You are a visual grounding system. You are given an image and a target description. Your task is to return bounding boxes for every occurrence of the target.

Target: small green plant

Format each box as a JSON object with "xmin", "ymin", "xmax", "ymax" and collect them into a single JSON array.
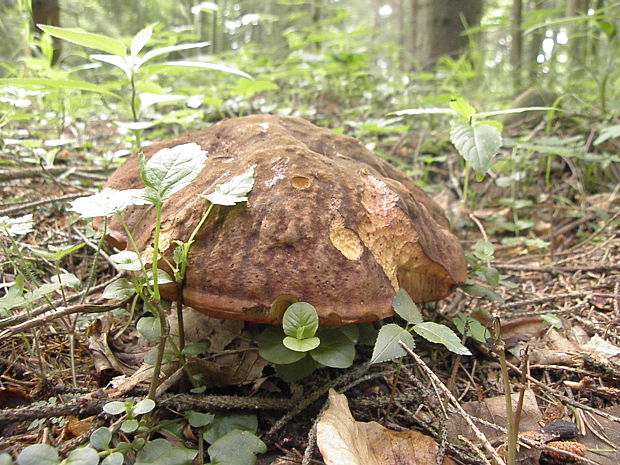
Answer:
[
  {"xmin": 370, "ymin": 289, "xmax": 471, "ymax": 364},
  {"xmin": 257, "ymin": 302, "xmax": 361, "ymax": 382},
  {"xmin": 102, "ymin": 398, "xmax": 156, "ymax": 433}
]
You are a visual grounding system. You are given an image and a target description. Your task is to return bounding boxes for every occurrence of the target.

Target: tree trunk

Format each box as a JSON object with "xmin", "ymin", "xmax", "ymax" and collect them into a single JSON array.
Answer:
[
  {"xmin": 31, "ymin": 0, "xmax": 61, "ymax": 64},
  {"xmin": 510, "ymin": 0, "xmax": 523, "ymax": 92},
  {"xmin": 412, "ymin": 0, "xmax": 483, "ymax": 68}
]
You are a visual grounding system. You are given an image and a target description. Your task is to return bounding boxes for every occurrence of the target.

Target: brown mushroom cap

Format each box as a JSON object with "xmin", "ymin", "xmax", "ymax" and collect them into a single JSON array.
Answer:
[{"xmin": 103, "ymin": 115, "xmax": 467, "ymax": 325}]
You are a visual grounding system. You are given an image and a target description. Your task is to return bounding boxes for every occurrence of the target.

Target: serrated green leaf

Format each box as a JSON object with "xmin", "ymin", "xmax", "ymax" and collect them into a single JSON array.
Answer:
[
  {"xmin": 143, "ymin": 143, "xmax": 207, "ymax": 200},
  {"xmin": 413, "ymin": 322, "xmax": 471, "ymax": 355},
  {"xmin": 370, "ymin": 324, "xmax": 415, "ymax": 364},
  {"xmin": 256, "ymin": 327, "xmax": 306, "ymax": 364},
  {"xmin": 202, "ymin": 168, "xmax": 255, "ymax": 206},
  {"xmin": 38, "ymin": 25, "xmax": 126, "ymax": 56},
  {"xmin": 452, "ymin": 313, "xmax": 490, "ymax": 343},
  {"xmin": 207, "ymin": 430, "xmax": 266, "ymax": 465},
  {"xmin": 450, "ymin": 121, "xmax": 502, "ymax": 176},
  {"xmin": 392, "ymin": 288, "xmax": 423, "ymax": 324},
  {"xmin": 281, "ymin": 302, "xmax": 318, "ymax": 339},
  {"xmin": 283, "ymin": 336, "xmax": 320, "ymax": 352}
]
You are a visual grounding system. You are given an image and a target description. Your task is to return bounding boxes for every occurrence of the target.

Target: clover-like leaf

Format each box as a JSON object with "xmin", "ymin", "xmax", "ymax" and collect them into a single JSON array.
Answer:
[
  {"xmin": 370, "ymin": 323, "xmax": 415, "ymax": 364},
  {"xmin": 413, "ymin": 322, "xmax": 471, "ymax": 355},
  {"xmin": 202, "ymin": 167, "xmax": 255, "ymax": 206}
]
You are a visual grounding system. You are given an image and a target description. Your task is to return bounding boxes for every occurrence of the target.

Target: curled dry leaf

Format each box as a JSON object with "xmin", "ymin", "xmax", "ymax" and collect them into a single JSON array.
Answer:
[{"xmin": 317, "ymin": 389, "xmax": 455, "ymax": 465}]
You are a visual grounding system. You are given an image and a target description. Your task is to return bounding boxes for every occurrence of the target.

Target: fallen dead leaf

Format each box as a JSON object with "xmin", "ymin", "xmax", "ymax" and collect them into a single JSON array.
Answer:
[{"xmin": 317, "ymin": 389, "xmax": 454, "ymax": 465}]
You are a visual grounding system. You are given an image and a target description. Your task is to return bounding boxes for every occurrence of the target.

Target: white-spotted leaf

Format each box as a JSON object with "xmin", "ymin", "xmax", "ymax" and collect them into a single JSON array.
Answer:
[{"xmin": 202, "ymin": 168, "xmax": 254, "ymax": 206}]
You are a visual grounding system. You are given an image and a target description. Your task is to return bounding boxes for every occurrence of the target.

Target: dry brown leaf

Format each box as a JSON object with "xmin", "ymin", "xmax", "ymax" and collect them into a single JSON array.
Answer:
[{"xmin": 317, "ymin": 389, "xmax": 454, "ymax": 465}]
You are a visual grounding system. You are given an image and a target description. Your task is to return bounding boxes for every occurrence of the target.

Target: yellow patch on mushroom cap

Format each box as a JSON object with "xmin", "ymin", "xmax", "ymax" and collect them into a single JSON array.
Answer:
[{"xmin": 329, "ymin": 214, "xmax": 364, "ymax": 260}]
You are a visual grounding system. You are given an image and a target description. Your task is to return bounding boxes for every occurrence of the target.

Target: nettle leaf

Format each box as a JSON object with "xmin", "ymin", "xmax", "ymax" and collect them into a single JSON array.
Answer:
[
  {"xmin": 204, "ymin": 413, "xmax": 258, "ymax": 444},
  {"xmin": 202, "ymin": 168, "xmax": 255, "ymax": 206},
  {"xmin": 0, "ymin": 214, "xmax": 33, "ymax": 236},
  {"xmin": 413, "ymin": 322, "xmax": 471, "ymax": 355},
  {"xmin": 69, "ymin": 187, "xmax": 148, "ymax": 218},
  {"xmin": 282, "ymin": 302, "xmax": 319, "ymax": 339},
  {"xmin": 283, "ymin": 336, "xmax": 320, "ymax": 352},
  {"xmin": 207, "ymin": 430, "xmax": 266, "ymax": 465},
  {"xmin": 137, "ymin": 316, "xmax": 161, "ymax": 341},
  {"xmin": 110, "ymin": 250, "xmax": 142, "ymax": 271},
  {"xmin": 450, "ymin": 121, "xmax": 502, "ymax": 176},
  {"xmin": 65, "ymin": 446, "xmax": 99, "ymax": 465},
  {"xmin": 257, "ymin": 327, "xmax": 306, "ymax": 364},
  {"xmin": 370, "ymin": 324, "xmax": 415, "ymax": 364},
  {"xmin": 134, "ymin": 438, "xmax": 197, "ymax": 465},
  {"xmin": 392, "ymin": 288, "xmax": 423, "ymax": 324},
  {"xmin": 142, "ymin": 143, "xmax": 207, "ymax": 200},
  {"xmin": 37, "ymin": 25, "xmax": 126, "ymax": 56},
  {"xmin": 452, "ymin": 313, "xmax": 489, "ymax": 344},
  {"xmin": 16, "ymin": 444, "xmax": 59, "ymax": 465},
  {"xmin": 310, "ymin": 327, "xmax": 355, "ymax": 368},
  {"xmin": 102, "ymin": 278, "xmax": 136, "ymax": 300},
  {"xmin": 90, "ymin": 427, "xmax": 112, "ymax": 450}
]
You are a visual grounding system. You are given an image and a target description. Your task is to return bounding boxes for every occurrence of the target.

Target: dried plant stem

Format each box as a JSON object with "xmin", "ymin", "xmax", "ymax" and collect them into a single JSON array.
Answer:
[{"xmin": 399, "ymin": 342, "xmax": 506, "ymax": 465}]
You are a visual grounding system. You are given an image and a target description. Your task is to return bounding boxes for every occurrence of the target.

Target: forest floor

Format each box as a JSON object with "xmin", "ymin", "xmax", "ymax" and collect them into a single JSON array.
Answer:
[{"xmin": 0, "ymin": 118, "xmax": 619, "ymax": 465}]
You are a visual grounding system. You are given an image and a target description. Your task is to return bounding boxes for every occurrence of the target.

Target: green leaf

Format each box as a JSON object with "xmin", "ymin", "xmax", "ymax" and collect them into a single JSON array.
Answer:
[
  {"xmin": 133, "ymin": 398, "xmax": 156, "ymax": 415},
  {"xmin": 185, "ymin": 411, "xmax": 214, "ymax": 428},
  {"xmin": 103, "ymin": 401, "xmax": 126, "ymax": 415},
  {"xmin": 450, "ymin": 121, "xmax": 502, "ymax": 176},
  {"xmin": 50, "ymin": 272, "xmax": 80, "ymax": 289},
  {"xmin": 69, "ymin": 187, "xmax": 148, "ymax": 218},
  {"xmin": 153, "ymin": 60, "xmax": 252, "ymax": 80},
  {"xmin": 228, "ymin": 78, "xmax": 279, "ymax": 97},
  {"xmin": 392, "ymin": 289, "xmax": 423, "ymax": 324},
  {"xmin": 0, "ymin": 214, "xmax": 33, "ymax": 236},
  {"xmin": 101, "ymin": 452, "xmax": 123, "ymax": 465},
  {"xmin": 449, "ymin": 97, "xmax": 476, "ymax": 119},
  {"xmin": 452, "ymin": 313, "xmax": 489, "ymax": 344},
  {"xmin": 257, "ymin": 327, "xmax": 305, "ymax": 364},
  {"xmin": 477, "ymin": 266, "xmax": 500, "ymax": 287},
  {"xmin": 202, "ymin": 168, "xmax": 255, "ymax": 206},
  {"xmin": 137, "ymin": 317, "xmax": 161, "ymax": 341},
  {"xmin": 413, "ymin": 322, "xmax": 471, "ymax": 355},
  {"xmin": 459, "ymin": 281, "xmax": 505, "ymax": 304},
  {"xmin": 207, "ymin": 430, "xmax": 266, "ymax": 465},
  {"xmin": 0, "ymin": 78, "xmax": 119, "ymax": 97},
  {"xmin": 370, "ymin": 324, "xmax": 415, "ymax": 364},
  {"xmin": 145, "ymin": 268, "xmax": 174, "ymax": 286},
  {"xmin": 204, "ymin": 413, "xmax": 257, "ymax": 444},
  {"xmin": 143, "ymin": 346, "xmax": 174, "ymax": 365},
  {"xmin": 282, "ymin": 302, "xmax": 319, "ymax": 339},
  {"xmin": 142, "ymin": 143, "xmax": 207, "ymax": 200},
  {"xmin": 32, "ymin": 243, "xmax": 84, "ymax": 261},
  {"xmin": 90, "ymin": 427, "xmax": 112, "ymax": 450},
  {"xmin": 310, "ymin": 327, "xmax": 355, "ymax": 368},
  {"xmin": 0, "ymin": 453, "xmax": 13, "ymax": 465},
  {"xmin": 474, "ymin": 240, "xmax": 494, "ymax": 261},
  {"xmin": 121, "ymin": 419, "xmax": 139, "ymax": 433},
  {"xmin": 274, "ymin": 355, "xmax": 318, "ymax": 382},
  {"xmin": 110, "ymin": 250, "xmax": 142, "ymax": 271},
  {"xmin": 16, "ymin": 444, "xmax": 59, "ymax": 465},
  {"xmin": 90, "ymin": 54, "xmax": 133, "ymax": 79},
  {"xmin": 102, "ymin": 278, "xmax": 136, "ymax": 300},
  {"xmin": 141, "ymin": 42, "xmax": 210, "ymax": 64},
  {"xmin": 283, "ymin": 336, "xmax": 320, "ymax": 352},
  {"xmin": 182, "ymin": 340, "xmax": 210, "ymax": 355},
  {"xmin": 65, "ymin": 446, "xmax": 99, "ymax": 465},
  {"xmin": 392, "ymin": 107, "xmax": 457, "ymax": 117},
  {"xmin": 130, "ymin": 25, "xmax": 153, "ymax": 57},
  {"xmin": 135, "ymin": 438, "xmax": 197, "ymax": 465},
  {"xmin": 540, "ymin": 313, "xmax": 563, "ymax": 329},
  {"xmin": 37, "ymin": 25, "xmax": 126, "ymax": 55}
]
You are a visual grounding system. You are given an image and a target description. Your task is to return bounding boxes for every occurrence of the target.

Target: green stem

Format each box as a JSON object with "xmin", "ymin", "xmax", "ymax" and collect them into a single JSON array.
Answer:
[
  {"xmin": 180, "ymin": 202, "xmax": 214, "ymax": 279},
  {"xmin": 147, "ymin": 303, "xmax": 168, "ymax": 400},
  {"xmin": 462, "ymin": 160, "xmax": 471, "ymax": 206},
  {"xmin": 151, "ymin": 203, "xmax": 163, "ymax": 301}
]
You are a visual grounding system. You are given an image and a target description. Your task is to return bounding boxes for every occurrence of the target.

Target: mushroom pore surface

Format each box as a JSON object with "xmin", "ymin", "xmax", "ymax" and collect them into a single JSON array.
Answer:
[{"xmin": 103, "ymin": 115, "xmax": 467, "ymax": 325}]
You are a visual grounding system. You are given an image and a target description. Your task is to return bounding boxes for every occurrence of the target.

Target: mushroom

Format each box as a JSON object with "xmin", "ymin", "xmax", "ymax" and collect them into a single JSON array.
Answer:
[{"xmin": 103, "ymin": 115, "xmax": 467, "ymax": 325}]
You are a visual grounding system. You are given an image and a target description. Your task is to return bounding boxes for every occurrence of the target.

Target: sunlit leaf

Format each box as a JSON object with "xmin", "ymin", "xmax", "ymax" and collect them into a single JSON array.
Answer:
[
  {"xmin": 413, "ymin": 322, "xmax": 471, "ymax": 355},
  {"xmin": 141, "ymin": 42, "xmax": 210, "ymax": 64},
  {"xmin": 37, "ymin": 25, "xmax": 126, "ymax": 56},
  {"xmin": 0, "ymin": 78, "xmax": 118, "ymax": 97},
  {"xmin": 156, "ymin": 60, "xmax": 252, "ymax": 80},
  {"xmin": 202, "ymin": 168, "xmax": 254, "ymax": 206},
  {"xmin": 130, "ymin": 25, "xmax": 153, "ymax": 57},
  {"xmin": 69, "ymin": 187, "xmax": 148, "ymax": 218},
  {"xmin": 283, "ymin": 335, "xmax": 321, "ymax": 352}
]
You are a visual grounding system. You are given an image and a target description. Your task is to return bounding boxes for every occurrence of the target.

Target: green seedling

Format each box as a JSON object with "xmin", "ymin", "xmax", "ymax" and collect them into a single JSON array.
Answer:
[{"xmin": 103, "ymin": 398, "xmax": 155, "ymax": 434}]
